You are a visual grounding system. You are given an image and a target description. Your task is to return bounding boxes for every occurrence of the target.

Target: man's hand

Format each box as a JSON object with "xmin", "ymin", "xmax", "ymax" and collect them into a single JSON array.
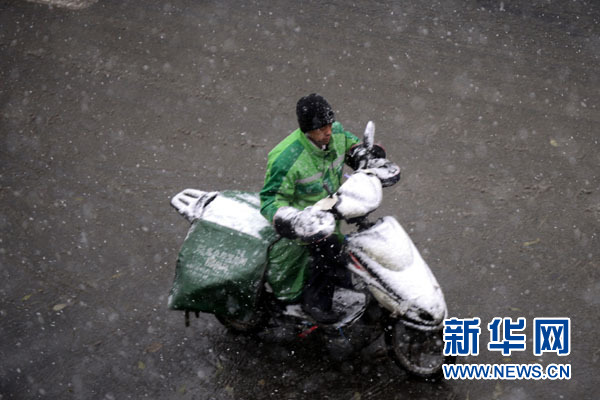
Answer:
[
  {"xmin": 273, "ymin": 206, "xmax": 335, "ymax": 242},
  {"xmin": 347, "ymin": 144, "xmax": 401, "ymax": 187},
  {"xmin": 347, "ymin": 142, "xmax": 386, "ymax": 170}
]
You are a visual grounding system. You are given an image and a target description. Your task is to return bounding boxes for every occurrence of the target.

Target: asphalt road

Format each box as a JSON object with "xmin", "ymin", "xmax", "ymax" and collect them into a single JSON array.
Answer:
[{"xmin": 1, "ymin": 0, "xmax": 599, "ymax": 399}]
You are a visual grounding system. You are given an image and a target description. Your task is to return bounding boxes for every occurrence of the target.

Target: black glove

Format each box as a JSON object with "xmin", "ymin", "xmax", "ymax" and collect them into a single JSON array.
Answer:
[
  {"xmin": 346, "ymin": 143, "xmax": 386, "ymax": 170},
  {"xmin": 273, "ymin": 206, "xmax": 335, "ymax": 242}
]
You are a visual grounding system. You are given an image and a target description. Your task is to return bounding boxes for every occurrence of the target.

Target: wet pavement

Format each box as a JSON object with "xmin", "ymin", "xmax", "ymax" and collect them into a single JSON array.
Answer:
[{"xmin": 1, "ymin": 0, "xmax": 599, "ymax": 398}]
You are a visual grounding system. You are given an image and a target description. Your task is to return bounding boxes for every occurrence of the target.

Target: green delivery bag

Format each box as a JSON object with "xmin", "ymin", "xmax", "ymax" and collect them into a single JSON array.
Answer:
[
  {"xmin": 168, "ymin": 191, "xmax": 312, "ymax": 319},
  {"xmin": 168, "ymin": 191, "xmax": 279, "ymax": 320}
]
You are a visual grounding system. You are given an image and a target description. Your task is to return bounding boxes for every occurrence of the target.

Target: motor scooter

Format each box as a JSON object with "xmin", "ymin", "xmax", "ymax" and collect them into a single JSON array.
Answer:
[{"xmin": 169, "ymin": 122, "xmax": 452, "ymax": 377}]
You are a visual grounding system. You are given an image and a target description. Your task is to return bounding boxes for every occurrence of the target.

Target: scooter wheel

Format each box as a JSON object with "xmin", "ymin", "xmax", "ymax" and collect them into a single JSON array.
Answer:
[
  {"xmin": 384, "ymin": 319, "xmax": 454, "ymax": 379},
  {"xmin": 216, "ymin": 313, "xmax": 267, "ymax": 334}
]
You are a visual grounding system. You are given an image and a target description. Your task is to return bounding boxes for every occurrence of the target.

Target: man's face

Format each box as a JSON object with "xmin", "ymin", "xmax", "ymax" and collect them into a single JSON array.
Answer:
[{"xmin": 307, "ymin": 124, "xmax": 333, "ymax": 148}]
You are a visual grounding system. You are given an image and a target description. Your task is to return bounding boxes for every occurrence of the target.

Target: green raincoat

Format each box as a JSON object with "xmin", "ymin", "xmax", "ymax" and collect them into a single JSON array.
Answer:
[{"xmin": 260, "ymin": 122, "xmax": 359, "ymax": 301}]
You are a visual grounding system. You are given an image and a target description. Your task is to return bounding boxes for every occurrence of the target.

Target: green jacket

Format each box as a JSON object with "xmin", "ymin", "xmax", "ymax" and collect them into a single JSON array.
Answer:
[
  {"xmin": 259, "ymin": 122, "xmax": 359, "ymax": 301},
  {"xmin": 260, "ymin": 122, "xmax": 360, "ymax": 222}
]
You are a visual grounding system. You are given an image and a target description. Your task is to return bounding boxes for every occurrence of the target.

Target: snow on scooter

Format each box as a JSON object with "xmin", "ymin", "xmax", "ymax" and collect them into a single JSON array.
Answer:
[{"xmin": 168, "ymin": 122, "xmax": 453, "ymax": 377}]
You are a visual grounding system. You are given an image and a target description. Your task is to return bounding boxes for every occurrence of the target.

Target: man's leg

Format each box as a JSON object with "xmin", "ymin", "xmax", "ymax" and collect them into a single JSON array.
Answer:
[{"xmin": 302, "ymin": 236, "xmax": 345, "ymax": 322}]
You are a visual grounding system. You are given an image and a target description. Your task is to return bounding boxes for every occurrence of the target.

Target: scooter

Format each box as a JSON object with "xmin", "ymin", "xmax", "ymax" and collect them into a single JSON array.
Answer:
[{"xmin": 169, "ymin": 122, "xmax": 452, "ymax": 377}]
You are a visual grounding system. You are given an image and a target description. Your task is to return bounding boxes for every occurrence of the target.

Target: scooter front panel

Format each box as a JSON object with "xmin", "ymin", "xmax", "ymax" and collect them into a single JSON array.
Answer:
[
  {"xmin": 346, "ymin": 217, "xmax": 447, "ymax": 327},
  {"xmin": 347, "ymin": 217, "xmax": 413, "ymax": 272}
]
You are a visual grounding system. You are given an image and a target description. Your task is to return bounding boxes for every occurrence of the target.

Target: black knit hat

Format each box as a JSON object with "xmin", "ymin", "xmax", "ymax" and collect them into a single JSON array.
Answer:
[{"xmin": 296, "ymin": 93, "xmax": 335, "ymax": 133}]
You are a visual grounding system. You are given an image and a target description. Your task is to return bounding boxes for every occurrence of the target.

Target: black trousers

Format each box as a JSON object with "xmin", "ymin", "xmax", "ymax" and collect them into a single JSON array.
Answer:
[{"xmin": 302, "ymin": 236, "xmax": 350, "ymax": 311}]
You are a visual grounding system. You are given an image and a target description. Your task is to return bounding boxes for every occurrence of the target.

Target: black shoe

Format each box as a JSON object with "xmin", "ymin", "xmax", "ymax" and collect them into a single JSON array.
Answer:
[{"xmin": 302, "ymin": 304, "xmax": 341, "ymax": 324}]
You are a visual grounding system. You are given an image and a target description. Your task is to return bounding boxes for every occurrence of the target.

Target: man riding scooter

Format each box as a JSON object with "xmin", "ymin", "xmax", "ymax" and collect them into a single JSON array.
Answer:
[{"xmin": 260, "ymin": 93, "xmax": 396, "ymax": 323}]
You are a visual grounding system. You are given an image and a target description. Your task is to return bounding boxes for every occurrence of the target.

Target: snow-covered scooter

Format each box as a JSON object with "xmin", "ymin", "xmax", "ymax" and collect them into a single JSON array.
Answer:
[{"xmin": 169, "ymin": 122, "xmax": 452, "ymax": 378}]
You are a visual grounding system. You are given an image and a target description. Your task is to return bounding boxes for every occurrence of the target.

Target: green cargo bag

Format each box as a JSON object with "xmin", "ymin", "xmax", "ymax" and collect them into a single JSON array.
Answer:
[{"xmin": 168, "ymin": 191, "xmax": 277, "ymax": 320}]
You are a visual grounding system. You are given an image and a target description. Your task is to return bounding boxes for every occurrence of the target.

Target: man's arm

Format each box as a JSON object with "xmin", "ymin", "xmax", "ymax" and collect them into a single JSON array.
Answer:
[
  {"xmin": 260, "ymin": 164, "xmax": 294, "ymax": 223},
  {"xmin": 332, "ymin": 122, "xmax": 360, "ymax": 155},
  {"xmin": 260, "ymin": 164, "xmax": 335, "ymax": 242}
]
